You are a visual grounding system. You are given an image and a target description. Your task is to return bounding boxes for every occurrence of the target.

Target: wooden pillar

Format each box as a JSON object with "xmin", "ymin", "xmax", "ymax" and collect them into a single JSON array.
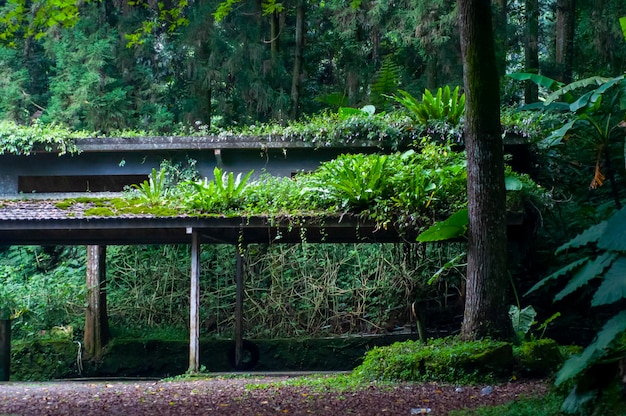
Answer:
[
  {"xmin": 189, "ymin": 230, "xmax": 201, "ymax": 373},
  {"xmin": 84, "ymin": 245, "xmax": 109, "ymax": 359},
  {"xmin": 0, "ymin": 319, "xmax": 10, "ymax": 381},
  {"xmin": 234, "ymin": 246, "xmax": 244, "ymax": 368}
]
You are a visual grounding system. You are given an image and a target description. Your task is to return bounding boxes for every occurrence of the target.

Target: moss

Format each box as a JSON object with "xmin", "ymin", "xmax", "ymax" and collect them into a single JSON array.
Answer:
[
  {"xmin": 55, "ymin": 201, "xmax": 73, "ymax": 210},
  {"xmin": 84, "ymin": 207, "xmax": 115, "ymax": 217},
  {"xmin": 11, "ymin": 339, "xmax": 80, "ymax": 381},
  {"xmin": 515, "ymin": 339, "xmax": 563, "ymax": 377},
  {"xmin": 353, "ymin": 337, "xmax": 514, "ymax": 384}
]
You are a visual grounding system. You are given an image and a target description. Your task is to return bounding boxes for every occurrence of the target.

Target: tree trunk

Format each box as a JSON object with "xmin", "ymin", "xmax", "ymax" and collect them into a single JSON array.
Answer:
[
  {"xmin": 524, "ymin": 0, "xmax": 539, "ymax": 104},
  {"xmin": 84, "ymin": 245, "xmax": 110, "ymax": 359},
  {"xmin": 457, "ymin": 0, "xmax": 513, "ymax": 341},
  {"xmin": 425, "ymin": 57, "xmax": 438, "ymax": 90},
  {"xmin": 555, "ymin": 0, "xmax": 576, "ymax": 83},
  {"xmin": 270, "ymin": 11, "xmax": 280, "ymax": 65},
  {"xmin": 492, "ymin": 0, "xmax": 508, "ymax": 77},
  {"xmin": 290, "ymin": 1, "xmax": 305, "ymax": 120}
]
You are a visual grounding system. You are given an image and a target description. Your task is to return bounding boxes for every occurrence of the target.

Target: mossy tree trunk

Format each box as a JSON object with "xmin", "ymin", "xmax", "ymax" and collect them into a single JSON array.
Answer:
[
  {"xmin": 524, "ymin": 0, "xmax": 539, "ymax": 104},
  {"xmin": 555, "ymin": 0, "xmax": 576, "ymax": 83},
  {"xmin": 84, "ymin": 245, "xmax": 110, "ymax": 359},
  {"xmin": 457, "ymin": 0, "xmax": 514, "ymax": 341}
]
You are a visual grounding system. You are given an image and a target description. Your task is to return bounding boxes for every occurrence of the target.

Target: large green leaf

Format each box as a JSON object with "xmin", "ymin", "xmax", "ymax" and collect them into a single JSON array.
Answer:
[
  {"xmin": 507, "ymin": 72, "xmax": 562, "ymax": 91},
  {"xmin": 541, "ymin": 120, "xmax": 577, "ymax": 148},
  {"xmin": 545, "ymin": 76, "xmax": 611, "ymax": 104},
  {"xmin": 504, "ymin": 175, "xmax": 523, "ymax": 191},
  {"xmin": 524, "ymin": 257, "xmax": 590, "ymax": 296},
  {"xmin": 592, "ymin": 256, "xmax": 626, "ymax": 306},
  {"xmin": 620, "ymin": 16, "xmax": 626, "ymax": 41},
  {"xmin": 509, "ymin": 305, "xmax": 537, "ymax": 338},
  {"xmin": 416, "ymin": 208, "xmax": 468, "ymax": 242},
  {"xmin": 556, "ymin": 220, "xmax": 608, "ymax": 253},
  {"xmin": 554, "ymin": 252, "xmax": 617, "ymax": 301},
  {"xmin": 555, "ymin": 310, "xmax": 626, "ymax": 386},
  {"xmin": 598, "ymin": 207, "xmax": 626, "ymax": 251}
]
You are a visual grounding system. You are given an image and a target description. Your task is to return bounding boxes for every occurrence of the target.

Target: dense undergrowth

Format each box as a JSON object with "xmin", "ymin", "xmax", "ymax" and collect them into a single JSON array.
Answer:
[{"xmin": 1, "ymin": 242, "xmax": 469, "ymax": 341}]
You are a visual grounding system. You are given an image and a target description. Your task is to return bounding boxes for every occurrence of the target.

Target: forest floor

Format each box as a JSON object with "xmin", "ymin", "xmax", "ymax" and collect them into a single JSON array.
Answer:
[{"xmin": 0, "ymin": 374, "xmax": 550, "ymax": 415}]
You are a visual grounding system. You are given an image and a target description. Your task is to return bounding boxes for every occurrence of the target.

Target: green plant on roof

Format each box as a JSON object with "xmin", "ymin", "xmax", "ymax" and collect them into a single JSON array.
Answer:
[
  {"xmin": 132, "ymin": 168, "xmax": 168, "ymax": 206},
  {"xmin": 183, "ymin": 167, "xmax": 254, "ymax": 212},
  {"xmin": 306, "ymin": 153, "xmax": 390, "ymax": 211},
  {"xmin": 390, "ymin": 85, "xmax": 466, "ymax": 126}
]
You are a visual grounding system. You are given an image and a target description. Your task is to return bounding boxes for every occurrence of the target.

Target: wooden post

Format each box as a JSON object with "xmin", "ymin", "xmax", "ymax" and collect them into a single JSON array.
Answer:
[
  {"xmin": 189, "ymin": 230, "xmax": 201, "ymax": 373},
  {"xmin": 0, "ymin": 319, "xmax": 10, "ymax": 381},
  {"xmin": 234, "ymin": 246, "xmax": 244, "ymax": 368},
  {"xmin": 84, "ymin": 245, "xmax": 109, "ymax": 359}
]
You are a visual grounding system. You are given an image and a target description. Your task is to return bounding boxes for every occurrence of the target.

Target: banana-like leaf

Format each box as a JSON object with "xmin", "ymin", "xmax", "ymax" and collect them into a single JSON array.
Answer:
[
  {"xmin": 555, "ymin": 310, "xmax": 626, "ymax": 386},
  {"xmin": 524, "ymin": 257, "xmax": 590, "ymax": 296},
  {"xmin": 556, "ymin": 220, "xmax": 607, "ymax": 253},
  {"xmin": 546, "ymin": 76, "xmax": 611, "ymax": 104},
  {"xmin": 597, "ymin": 207, "xmax": 626, "ymax": 251},
  {"xmin": 541, "ymin": 120, "xmax": 577, "ymax": 148},
  {"xmin": 519, "ymin": 101, "xmax": 570, "ymax": 111},
  {"xmin": 620, "ymin": 16, "xmax": 626, "ymax": 41},
  {"xmin": 569, "ymin": 90, "xmax": 596, "ymax": 113},
  {"xmin": 554, "ymin": 252, "xmax": 617, "ymax": 301},
  {"xmin": 591, "ymin": 256, "xmax": 626, "ymax": 306},
  {"xmin": 507, "ymin": 72, "xmax": 563, "ymax": 91}
]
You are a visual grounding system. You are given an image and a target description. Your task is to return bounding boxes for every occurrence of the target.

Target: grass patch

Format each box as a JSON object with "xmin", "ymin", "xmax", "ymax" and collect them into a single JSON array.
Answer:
[{"xmin": 449, "ymin": 391, "xmax": 564, "ymax": 416}]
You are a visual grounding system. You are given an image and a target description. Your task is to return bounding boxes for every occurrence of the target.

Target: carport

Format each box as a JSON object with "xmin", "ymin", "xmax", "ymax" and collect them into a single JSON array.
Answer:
[{"xmin": 0, "ymin": 198, "xmax": 414, "ymax": 373}]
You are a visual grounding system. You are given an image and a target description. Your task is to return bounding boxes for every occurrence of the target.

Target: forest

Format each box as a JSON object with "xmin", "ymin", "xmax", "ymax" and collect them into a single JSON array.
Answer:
[{"xmin": 1, "ymin": 0, "xmax": 626, "ymax": 415}]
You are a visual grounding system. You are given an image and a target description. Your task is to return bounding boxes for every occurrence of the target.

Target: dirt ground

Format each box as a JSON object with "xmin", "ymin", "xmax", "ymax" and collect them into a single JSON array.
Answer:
[{"xmin": 0, "ymin": 375, "xmax": 550, "ymax": 415}]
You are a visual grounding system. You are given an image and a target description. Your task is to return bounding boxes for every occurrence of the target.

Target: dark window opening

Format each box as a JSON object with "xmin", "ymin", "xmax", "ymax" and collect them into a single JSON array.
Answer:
[{"xmin": 18, "ymin": 175, "xmax": 147, "ymax": 193}]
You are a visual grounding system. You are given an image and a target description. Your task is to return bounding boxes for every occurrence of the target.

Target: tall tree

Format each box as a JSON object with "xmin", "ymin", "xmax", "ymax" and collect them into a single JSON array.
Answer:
[
  {"xmin": 555, "ymin": 0, "xmax": 576, "ymax": 82},
  {"xmin": 492, "ymin": 0, "xmax": 507, "ymax": 77},
  {"xmin": 524, "ymin": 0, "xmax": 539, "ymax": 103},
  {"xmin": 457, "ymin": 0, "xmax": 513, "ymax": 340},
  {"xmin": 290, "ymin": 0, "xmax": 304, "ymax": 119}
]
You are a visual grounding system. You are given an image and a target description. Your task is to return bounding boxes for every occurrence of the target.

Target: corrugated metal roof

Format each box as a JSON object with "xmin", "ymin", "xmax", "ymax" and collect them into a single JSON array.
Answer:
[{"xmin": 0, "ymin": 198, "xmax": 412, "ymax": 246}]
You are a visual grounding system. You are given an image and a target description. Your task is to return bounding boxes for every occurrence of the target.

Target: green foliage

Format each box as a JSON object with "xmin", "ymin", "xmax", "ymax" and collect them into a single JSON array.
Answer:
[
  {"xmin": 0, "ymin": 47, "xmax": 30, "ymax": 123},
  {"xmin": 41, "ymin": 19, "xmax": 134, "ymax": 132},
  {"xmin": 132, "ymin": 168, "xmax": 168, "ymax": 206},
  {"xmin": 391, "ymin": 86, "xmax": 466, "ymax": 126},
  {"xmin": 0, "ymin": 120, "xmax": 83, "ymax": 155},
  {"xmin": 416, "ymin": 208, "xmax": 468, "ymax": 242},
  {"xmin": 0, "ymin": 246, "xmax": 86, "ymax": 338},
  {"xmin": 509, "ymin": 305, "xmax": 537, "ymax": 340},
  {"xmin": 449, "ymin": 391, "xmax": 564, "ymax": 416},
  {"xmin": 182, "ymin": 167, "xmax": 254, "ymax": 212},
  {"xmin": 370, "ymin": 57, "xmax": 401, "ymax": 108},
  {"xmin": 514, "ymin": 338, "xmax": 564, "ymax": 377},
  {"xmin": 353, "ymin": 337, "xmax": 513, "ymax": 384},
  {"xmin": 309, "ymin": 153, "xmax": 389, "ymax": 211},
  {"xmin": 513, "ymin": 73, "xmax": 626, "ymax": 209},
  {"xmin": 526, "ymin": 206, "xmax": 626, "ymax": 413}
]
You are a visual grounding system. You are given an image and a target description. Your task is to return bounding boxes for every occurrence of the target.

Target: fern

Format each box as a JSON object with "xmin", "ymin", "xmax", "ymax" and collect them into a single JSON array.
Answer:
[
  {"xmin": 390, "ymin": 85, "xmax": 465, "ymax": 126},
  {"xmin": 371, "ymin": 57, "xmax": 401, "ymax": 107}
]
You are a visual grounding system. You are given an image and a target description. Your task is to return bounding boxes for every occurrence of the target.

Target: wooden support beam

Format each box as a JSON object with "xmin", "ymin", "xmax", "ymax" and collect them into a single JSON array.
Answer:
[
  {"xmin": 84, "ymin": 245, "xmax": 109, "ymax": 359},
  {"xmin": 189, "ymin": 230, "xmax": 201, "ymax": 373},
  {"xmin": 0, "ymin": 319, "xmax": 10, "ymax": 381},
  {"xmin": 234, "ymin": 246, "xmax": 244, "ymax": 368}
]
